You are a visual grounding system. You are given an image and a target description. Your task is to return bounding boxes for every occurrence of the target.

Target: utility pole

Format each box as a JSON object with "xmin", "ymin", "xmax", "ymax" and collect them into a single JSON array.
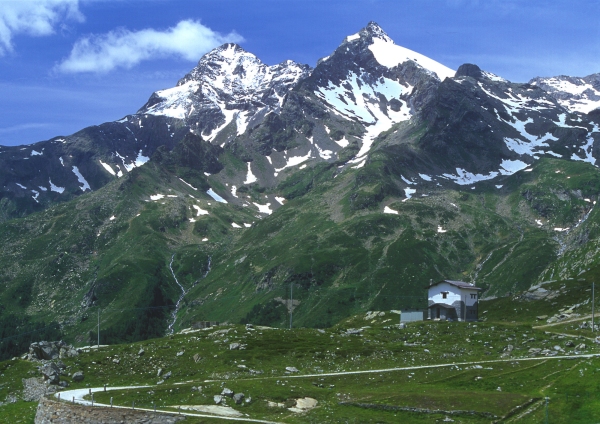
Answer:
[
  {"xmin": 97, "ymin": 308, "xmax": 100, "ymax": 349},
  {"xmin": 289, "ymin": 283, "xmax": 293, "ymax": 329},
  {"xmin": 592, "ymin": 282, "xmax": 595, "ymax": 333}
]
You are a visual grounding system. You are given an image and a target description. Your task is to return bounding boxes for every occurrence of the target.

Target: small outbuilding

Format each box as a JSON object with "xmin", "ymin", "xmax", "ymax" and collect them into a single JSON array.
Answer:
[{"xmin": 427, "ymin": 280, "xmax": 481, "ymax": 321}]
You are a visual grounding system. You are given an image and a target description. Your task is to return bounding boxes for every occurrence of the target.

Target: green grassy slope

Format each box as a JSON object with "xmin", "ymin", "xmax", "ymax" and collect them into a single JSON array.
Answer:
[{"xmin": 2, "ymin": 138, "xmax": 600, "ymax": 351}]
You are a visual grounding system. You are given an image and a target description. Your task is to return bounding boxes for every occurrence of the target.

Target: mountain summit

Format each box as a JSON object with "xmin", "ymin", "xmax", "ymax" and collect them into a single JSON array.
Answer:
[
  {"xmin": 340, "ymin": 21, "xmax": 455, "ymax": 81},
  {"xmin": 140, "ymin": 43, "xmax": 311, "ymax": 143}
]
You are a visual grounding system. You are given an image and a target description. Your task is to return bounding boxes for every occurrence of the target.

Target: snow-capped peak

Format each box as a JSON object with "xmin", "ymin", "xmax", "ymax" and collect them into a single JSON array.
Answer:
[
  {"xmin": 530, "ymin": 73, "xmax": 600, "ymax": 114},
  {"xmin": 345, "ymin": 21, "xmax": 392, "ymax": 44},
  {"xmin": 341, "ymin": 22, "xmax": 455, "ymax": 82},
  {"xmin": 139, "ymin": 43, "xmax": 311, "ymax": 141}
]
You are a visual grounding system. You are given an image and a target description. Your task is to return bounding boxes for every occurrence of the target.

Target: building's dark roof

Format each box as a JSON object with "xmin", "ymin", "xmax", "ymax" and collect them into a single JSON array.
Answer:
[
  {"xmin": 428, "ymin": 303, "xmax": 456, "ymax": 309},
  {"xmin": 427, "ymin": 279, "xmax": 482, "ymax": 290}
]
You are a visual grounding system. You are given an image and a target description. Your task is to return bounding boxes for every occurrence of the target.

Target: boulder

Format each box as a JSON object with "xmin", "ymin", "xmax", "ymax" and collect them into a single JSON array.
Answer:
[
  {"xmin": 72, "ymin": 371, "xmax": 84, "ymax": 382},
  {"xmin": 163, "ymin": 371, "xmax": 172, "ymax": 380},
  {"xmin": 40, "ymin": 363, "xmax": 60, "ymax": 385},
  {"xmin": 138, "ymin": 348, "xmax": 145, "ymax": 356},
  {"xmin": 28, "ymin": 341, "xmax": 63, "ymax": 361},
  {"xmin": 193, "ymin": 354, "xmax": 202, "ymax": 363},
  {"xmin": 214, "ymin": 395, "xmax": 223, "ymax": 404},
  {"xmin": 285, "ymin": 367, "xmax": 299, "ymax": 373},
  {"xmin": 221, "ymin": 388, "xmax": 234, "ymax": 397},
  {"xmin": 288, "ymin": 397, "xmax": 318, "ymax": 413},
  {"xmin": 229, "ymin": 343, "xmax": 241, "ymax": 350},
  {"xmin": 233, "ymin": 393, "xmax": 245, "ymax": 404}
]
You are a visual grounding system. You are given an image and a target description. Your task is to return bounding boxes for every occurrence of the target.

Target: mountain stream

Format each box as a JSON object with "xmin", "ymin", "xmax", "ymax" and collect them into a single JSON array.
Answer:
[{"xmin": 167, "ymin": 254, "xmax": 211, "ymax": 334}]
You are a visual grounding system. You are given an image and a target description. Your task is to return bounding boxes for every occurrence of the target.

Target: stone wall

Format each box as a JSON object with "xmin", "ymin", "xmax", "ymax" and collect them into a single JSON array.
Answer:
[{"xmin": 35, "ymin": 396, "xmax": 186, "ymax": 423}]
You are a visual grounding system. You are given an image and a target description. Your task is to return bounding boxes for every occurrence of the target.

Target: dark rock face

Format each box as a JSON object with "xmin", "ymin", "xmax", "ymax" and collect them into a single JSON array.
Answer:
[{"xmin": 455, "ymin": 63, "xmax": 483, "ymax": 79}]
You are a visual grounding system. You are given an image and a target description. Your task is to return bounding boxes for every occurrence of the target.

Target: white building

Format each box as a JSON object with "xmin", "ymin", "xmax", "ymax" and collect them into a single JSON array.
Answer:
[{"xmin": 427, "ymin": 280, "xmax": 481, "ymax": 321}]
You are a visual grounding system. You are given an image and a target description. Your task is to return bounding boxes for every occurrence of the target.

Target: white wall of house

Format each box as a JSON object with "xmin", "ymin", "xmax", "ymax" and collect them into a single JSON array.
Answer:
[{"xmin": 428, "ymin": 282, "xmax": 478, "ymax": 305}]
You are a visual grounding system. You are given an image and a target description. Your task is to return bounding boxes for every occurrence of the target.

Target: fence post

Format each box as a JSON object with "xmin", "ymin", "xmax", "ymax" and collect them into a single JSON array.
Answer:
[{"xmin": 110, "ymin": 397, "xmax": 113, "ymax": 407}]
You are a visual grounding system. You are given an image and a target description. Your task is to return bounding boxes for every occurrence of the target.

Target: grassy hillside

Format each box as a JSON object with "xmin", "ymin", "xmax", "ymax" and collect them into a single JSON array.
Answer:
[
  {"xmin": 1, "ymin": 142, "xmax": 600, "ymax": 353},
  {"xmin": 2, "ymin": 295, "xmax": 600, "ymax": 423}
]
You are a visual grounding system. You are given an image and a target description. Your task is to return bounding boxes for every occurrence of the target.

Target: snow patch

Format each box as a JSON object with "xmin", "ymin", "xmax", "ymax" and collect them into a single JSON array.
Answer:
[
  {"xmin": 193, "ymin": 205, "xmax": 209, "ymax": 216},
  {"xmin": 207, "ymin": 189, "xmax": 227, "ymax": 203},
  {"xmin": 274, "ymin": 151, "xmax": 312, "ymax": 173},
  {"xmin": 368, "ymin": 37, "xmax": 454, "ymax": 81},
  {"xmin": 49, "ymin": 179, "xmax": 65, "ymax": 193},
  {"xmin": 401, "ymin": 175, "xmax": 416, "ymax": 185},
  {"xmin": 178, "ymin": 177, "xmax": 198, "ymax": 190},
  {"xmin": 437, "ymin": 226, "xmax": 447, "ymax": 233},
  {"xmin": 99, "ymin": 161, "xmax": 116, "ymax": 176},
  {"xmin": 346, "ymin": 33, "xmax": 360, "ymax": 42},
  {"xmin": 253, "ymin": 202, "xmax": 273, "ymax": 214},
  {"xmin": 150, "ymin": 194, "xmax": 165, "ymax": 201},
  {"xmin": 244, "ymin": 162, "xmax": 258, "ymax": 184},
  {"xmin": 72, "ymin": 166, "xmax": 90, "ymax": 191},
  {"xmin": 384, "ymin": 206, "xmax": 399, "ymax": 214},
  {"xmin": 333, "ymin": 136, "xmax": 350, "ymax": 148},
  {"xmin": 30, "ymin": 150, "xmax": 42, "ymax": 156},
  {"xmin": 403, "ymin": 188, "xmax": 416, "ymax": 201},
  {"xmin": 231, "ymin": 222, "xmax": 242, "ymax": 228}
]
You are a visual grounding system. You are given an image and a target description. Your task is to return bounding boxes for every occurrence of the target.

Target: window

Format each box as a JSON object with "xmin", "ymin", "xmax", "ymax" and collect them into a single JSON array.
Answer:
[
  {"xmin": 470, "ymin": 293, "xmax": 477, "ymax": 299},
  {"xmin": 442, "ymin": 292, "xmax": 448, "ymax": 299}
]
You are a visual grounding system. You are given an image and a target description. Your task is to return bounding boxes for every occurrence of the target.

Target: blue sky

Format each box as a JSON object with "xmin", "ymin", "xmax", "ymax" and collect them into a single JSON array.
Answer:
[{"xmin": 1, "ymin": 0, "xmax": 599, "ymax": 146}]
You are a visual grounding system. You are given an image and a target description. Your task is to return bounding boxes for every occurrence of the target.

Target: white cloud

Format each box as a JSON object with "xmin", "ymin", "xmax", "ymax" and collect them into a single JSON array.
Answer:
[
  {"xmin": 0, "ymin": 0, "xmax": 83, "ymax": 55},
  {"xmin": 57, "ymin": 20, "xmax": 244, "ymax": 73}
]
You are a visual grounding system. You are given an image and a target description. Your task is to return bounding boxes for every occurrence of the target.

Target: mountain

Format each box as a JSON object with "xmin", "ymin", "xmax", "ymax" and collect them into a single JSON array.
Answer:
[
  {"xmin": 2, "ymin": 22, "xmax": 600, "ymax": 353},
  {"xmin": 530, "ymin": 73, "xmax": 600, "ymax": 114}
]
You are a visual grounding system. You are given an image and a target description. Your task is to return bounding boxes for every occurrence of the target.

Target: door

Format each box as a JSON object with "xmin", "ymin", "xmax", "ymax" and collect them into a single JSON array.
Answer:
[{"xmin": 436, "ymin": 307, "xmax": 440, "ymax": 319}]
